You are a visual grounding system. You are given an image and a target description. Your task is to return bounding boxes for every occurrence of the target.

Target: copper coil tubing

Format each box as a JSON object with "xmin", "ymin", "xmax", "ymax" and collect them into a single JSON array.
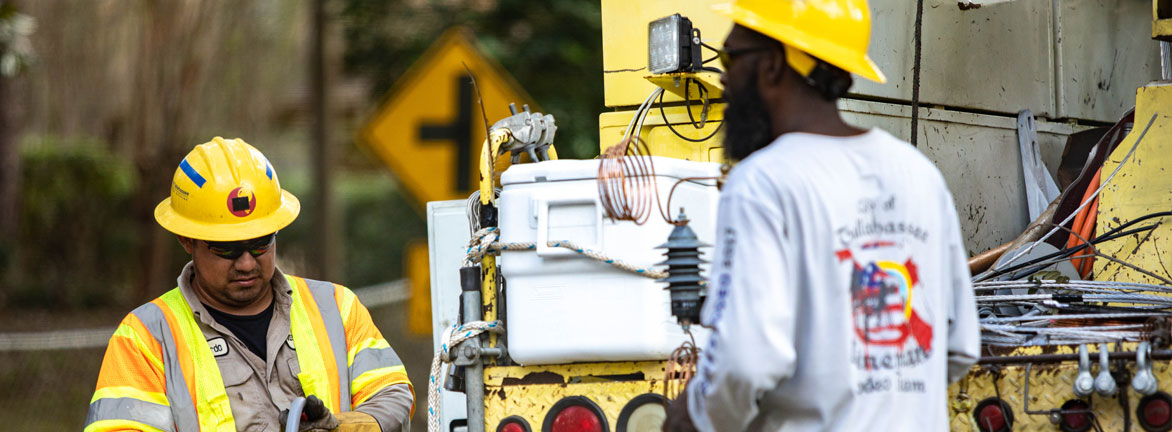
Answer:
[
  {"xmin": 664, "ymin": 332, "xmax": 700, "ymax": 401},
  {"xmin": 598, "ymin": 137, "xmax": 666, "ymax": 225},
  {"xmin": 1048, "ymin": 318, "xmax": 1146, "ymax": 328},
  {"xmin": 597, "ymin": 136, "xmax": 719, "ymax": 226}
]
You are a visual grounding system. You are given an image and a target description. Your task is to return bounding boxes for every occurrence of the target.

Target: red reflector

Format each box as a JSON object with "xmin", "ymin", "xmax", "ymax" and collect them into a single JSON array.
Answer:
[
  {"xmin": 552, "ymin": 406, "xmax": 603, "ymax": 432},
  {"xmin": 977, "ymin": 404, "xmax": 1006, "ymax": 431},
  {"xmin": 500, "ymin": 422, "xmax": 526, "ymax": 432},
  {"xmin": 1064, "ymin": 411, "xmax": 1090, "ymax": 431},
  {"xmin": 1143, "ymin": 397, "xmax": 1172, "ymax": 428},
  {"xmin": 1060, "ymin": 399, "xmax": 1091, "ymax": 432}
]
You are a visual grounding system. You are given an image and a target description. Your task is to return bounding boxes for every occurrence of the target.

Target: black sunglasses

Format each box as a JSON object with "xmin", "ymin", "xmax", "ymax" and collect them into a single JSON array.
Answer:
[
  {"xmin": 716, "ymin": 45, "xmax": 775, "ymax": 71},
  {"xmin": 205, "ymin": 233, "xmax": 277, "ymax": 260}
]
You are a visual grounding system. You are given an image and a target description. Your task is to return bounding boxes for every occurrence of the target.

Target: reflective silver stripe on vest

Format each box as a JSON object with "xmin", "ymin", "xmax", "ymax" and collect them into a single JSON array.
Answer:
[
  {"xmin": 133, "ymin": 301, "xmax": 200, "ymax": 432},
  {"xmin": 350, "ymin": 346, "xmax": 404, "ymax": 378},
  {"xmin": 303, "ymin": 278, "xmax": 352, "ymax": 411},
  {"xmin": 86, "ymin": 397, "xmax": 176, "ymax": 432}
]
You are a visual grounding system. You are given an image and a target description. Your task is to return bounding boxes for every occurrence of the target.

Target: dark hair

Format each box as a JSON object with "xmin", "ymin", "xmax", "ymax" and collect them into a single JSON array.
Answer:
[
  {"xmin": 740, "ymin": 26, "xmax": 853, "ymax": 100},
  {"xmin": 801, "ymin": 62, "xmax": 854, "ymax": 100}
]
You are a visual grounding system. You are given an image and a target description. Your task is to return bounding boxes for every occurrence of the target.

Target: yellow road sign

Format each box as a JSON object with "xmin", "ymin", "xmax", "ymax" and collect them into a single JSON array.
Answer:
[{"xmin": 361, "ymin": 28, "xmax": 537, "ymax": 205}]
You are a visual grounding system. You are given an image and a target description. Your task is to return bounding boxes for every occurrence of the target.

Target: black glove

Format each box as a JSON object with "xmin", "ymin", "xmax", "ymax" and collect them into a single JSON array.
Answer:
[{"xmin": 279, "ymin": 395, "xmax": 341, "ymax": 432}]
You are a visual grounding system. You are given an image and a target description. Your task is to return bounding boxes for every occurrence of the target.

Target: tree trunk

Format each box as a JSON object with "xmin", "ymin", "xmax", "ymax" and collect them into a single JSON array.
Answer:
[
  {"xmin": 0, "ymin": 75, "xmax": 19, "ymax": 302},
  {"xmin": 310, "ymin": 0, "xmax": 337, "ymax": 281}
]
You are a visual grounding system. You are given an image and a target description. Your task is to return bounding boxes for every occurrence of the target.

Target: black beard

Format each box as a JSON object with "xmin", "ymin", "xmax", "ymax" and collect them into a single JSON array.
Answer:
[{"xmin": 722, "ymin": 69, "xmax": 775, "ymax": 162}]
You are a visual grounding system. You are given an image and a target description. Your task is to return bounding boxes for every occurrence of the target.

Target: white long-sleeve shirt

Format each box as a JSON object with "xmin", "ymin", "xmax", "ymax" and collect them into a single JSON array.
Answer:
[{"xmin": 686, "ymin": 129, "xmax": 980, "ymax": 431}]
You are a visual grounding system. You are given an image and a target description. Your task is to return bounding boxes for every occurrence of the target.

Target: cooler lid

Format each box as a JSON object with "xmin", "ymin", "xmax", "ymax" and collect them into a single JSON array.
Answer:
[{"xmin": 500, "ymin": 157, "xmax": 721, "ymax": 186}]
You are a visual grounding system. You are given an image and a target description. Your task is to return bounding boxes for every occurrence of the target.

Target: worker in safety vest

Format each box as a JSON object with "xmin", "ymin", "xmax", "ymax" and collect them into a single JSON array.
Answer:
[
  {"xmin": 664, "ymin": 1, "xmax": 980, "ymax": 431},
  {"xmin": 86, "ymin": 137, "xmax": 413, "ymax": 432}
]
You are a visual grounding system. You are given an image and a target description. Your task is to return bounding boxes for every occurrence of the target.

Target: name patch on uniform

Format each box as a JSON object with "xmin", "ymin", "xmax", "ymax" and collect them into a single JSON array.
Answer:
[
  {"xmin": 286, "ymin": 334, "xmax": 295, "ymax": 350},
  {"xmin": 208, "ymin": 337, "xmax": 229, "ymax": 357}
]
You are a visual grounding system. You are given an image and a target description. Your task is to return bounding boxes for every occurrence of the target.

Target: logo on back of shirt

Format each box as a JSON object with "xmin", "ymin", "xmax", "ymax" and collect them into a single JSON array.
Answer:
[
  {"xmin": 839, "ymin": 252, "xmax": 933, "ymax": 352},
  {"xmin": 208, "ymin": 337, "xmax": 230, "ymax": 357},
  {"xmin": 837, "ymin": 247, "xmax": 935, "ymax": 394},
  {"xmin": 835, "ymin": 195, "xmax": 937, "ymax": 395}
]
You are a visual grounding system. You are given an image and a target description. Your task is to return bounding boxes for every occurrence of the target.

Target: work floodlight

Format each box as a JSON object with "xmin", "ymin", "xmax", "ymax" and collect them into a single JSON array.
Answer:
[{"xmin": 648, "ymin": 14, "xmax": 700, "ymax": 74}]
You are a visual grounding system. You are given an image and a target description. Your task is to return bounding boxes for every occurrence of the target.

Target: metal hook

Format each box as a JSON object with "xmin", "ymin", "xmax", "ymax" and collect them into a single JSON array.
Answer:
[
  {"xmin": 1074, "ymin": 344, "xmax": 1094, "ymax": 398},
  {"xmin": 1133, "ymin": 341, "xmax": 1159, "ymax": 396},
  {"xmin": 1094, "ymin": 343, "xmax": 1117, "ymax": 396}
]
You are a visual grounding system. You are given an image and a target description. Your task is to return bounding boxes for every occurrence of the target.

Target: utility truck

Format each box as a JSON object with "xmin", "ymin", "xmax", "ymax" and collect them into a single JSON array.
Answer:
[{"xmin": 425, "ymin": 1, "xmax": 1172, "ymax": 431}]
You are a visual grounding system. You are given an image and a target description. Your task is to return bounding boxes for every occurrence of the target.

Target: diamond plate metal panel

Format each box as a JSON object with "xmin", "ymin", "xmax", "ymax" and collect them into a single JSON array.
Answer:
[{"xmin": 953, "ymin": 343, "xmax": 1172, "ymax": 431}]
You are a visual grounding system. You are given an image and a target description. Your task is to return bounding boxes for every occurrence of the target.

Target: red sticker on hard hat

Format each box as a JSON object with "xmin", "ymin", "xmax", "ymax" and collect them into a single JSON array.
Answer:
[{"xmin": 227, "ymin": 187, "xmax": 257, "ymax": 217}]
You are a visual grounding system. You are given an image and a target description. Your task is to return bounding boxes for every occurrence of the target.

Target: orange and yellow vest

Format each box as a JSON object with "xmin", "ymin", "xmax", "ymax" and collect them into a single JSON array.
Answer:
[{"xmin": 85, "ymin": 275, "xmax": 412, "ymax": 432}]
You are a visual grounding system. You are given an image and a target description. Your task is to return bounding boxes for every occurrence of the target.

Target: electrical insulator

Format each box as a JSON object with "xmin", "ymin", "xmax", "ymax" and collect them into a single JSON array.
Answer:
[{"xmin": 656, "ymin": 212, "xmax": 708, "ymax": 326}]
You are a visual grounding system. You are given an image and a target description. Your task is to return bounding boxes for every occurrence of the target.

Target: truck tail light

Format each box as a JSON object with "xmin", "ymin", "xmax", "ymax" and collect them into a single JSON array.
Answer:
[
  {"xmin": 543, "ymin": 396, "xmax": 608, "ymax": 432},
  {"xmin": 616, "ymin": 394, "xmax": 666, "ymax": 432},
  {"xmin": 973, "ymin": 397, "xmax": 1013, "ymax": 432},
  {"xmin": 1138, "ymin": 392, "xmax": 1172, "ymax": 432},
  {"xmin": 498, "ymin": 416, "xmax": 532, "ymax": 432},
  {"xmin": 1059, "ymin": 399, "xmax": 1092, "ymax": 432}
]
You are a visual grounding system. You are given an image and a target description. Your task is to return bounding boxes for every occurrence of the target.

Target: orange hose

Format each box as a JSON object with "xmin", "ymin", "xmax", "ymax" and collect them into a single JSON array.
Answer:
[
  {"xmin": 1067, "ymin": 168, "xmax": 1101, "ymax": 275},
  {"xmin": 1077, "ymin": 197, "xmax": 1099, "ymax": 277},
  {"xmin": 1066, "ymin": 170, "xmax": 1100, "ymax": 244}
]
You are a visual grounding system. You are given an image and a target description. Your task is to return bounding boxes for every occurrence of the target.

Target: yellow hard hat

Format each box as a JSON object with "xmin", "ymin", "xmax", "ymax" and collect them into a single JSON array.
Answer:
[
  {"xmin": 712, "ymin": 0, "xmax": 887, "ymax": 83},
  {"xmin": 155, "ymin": 137, "xmax": 300, "ymax": 242}
]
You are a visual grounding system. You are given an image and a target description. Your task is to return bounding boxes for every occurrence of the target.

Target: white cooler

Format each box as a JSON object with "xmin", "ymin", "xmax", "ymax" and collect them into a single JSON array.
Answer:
[{"xmin": 498, "ymin": 158, "xmax": 720, "ymax": 365}]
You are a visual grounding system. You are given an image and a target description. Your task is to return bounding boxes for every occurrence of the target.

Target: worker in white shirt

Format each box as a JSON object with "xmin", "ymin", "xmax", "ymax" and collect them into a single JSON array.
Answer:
[{"xmin": 664, "ymin": 0, "xmax": 981, "ymax": 430}]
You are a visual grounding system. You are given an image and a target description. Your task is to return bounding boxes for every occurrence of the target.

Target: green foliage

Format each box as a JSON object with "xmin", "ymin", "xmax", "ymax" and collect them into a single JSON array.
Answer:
[
  {"xmin": 339, "ymin": 0, "xmax": 604, "ymax": 159},
  {"xmin": 0, "ymin": 2, "xmax": 37, "ymax": 77},
  {"xmin": 6, "ymin": 138, "xmax": 421, "ymax": 308},
  {"xmin": 10, "ymin": 136, "xmax": 139, "ymax": 308}
]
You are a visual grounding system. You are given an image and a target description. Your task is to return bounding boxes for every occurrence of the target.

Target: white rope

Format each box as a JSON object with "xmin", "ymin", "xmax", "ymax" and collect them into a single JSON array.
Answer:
[
  {"xmin": 463, "ymin": 227, "xmax": 503, "ymax": 267},
  {"xmin": 427, "ymin": 320, "xmax": 504, "ymax": 432},
  {"xmin": 463, "ymin": 227, "xmax": 668, "ymax": 279}
]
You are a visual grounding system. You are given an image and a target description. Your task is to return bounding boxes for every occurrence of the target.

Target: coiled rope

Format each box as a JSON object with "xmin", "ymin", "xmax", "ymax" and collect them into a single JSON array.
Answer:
[
  {"xmin": 427, "ymin": 320, "xmax": 504, "ymax": 432},
  {"xmin": 463, "ymin": 227, "xmax": 667, "ymax": 279}
]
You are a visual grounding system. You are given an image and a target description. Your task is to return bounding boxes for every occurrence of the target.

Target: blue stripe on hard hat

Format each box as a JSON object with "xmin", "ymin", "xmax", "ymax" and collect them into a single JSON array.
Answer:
[
  {"xmin": 179, "ymin": 159, "xmax": 207, "ymax": 188},
  {"xmin": 265, "ymin": 163, "xmax": 273, "ymax": 180}
]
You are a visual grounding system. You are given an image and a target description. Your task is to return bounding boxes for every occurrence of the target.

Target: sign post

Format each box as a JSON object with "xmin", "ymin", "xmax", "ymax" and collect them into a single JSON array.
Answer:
[{"xmin": 361, "ymin": 28, "xmax": 536, "ymax": 334}]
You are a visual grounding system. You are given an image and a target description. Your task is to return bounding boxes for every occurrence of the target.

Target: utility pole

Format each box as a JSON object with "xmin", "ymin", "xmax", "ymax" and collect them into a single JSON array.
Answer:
[{"xmin": 309, "ymin": 0, "xmax": 337, "ymax": 280}]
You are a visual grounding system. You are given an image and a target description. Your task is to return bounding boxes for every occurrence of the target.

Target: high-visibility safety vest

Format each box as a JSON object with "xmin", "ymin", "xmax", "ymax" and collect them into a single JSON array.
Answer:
[{"xmin": 85, "ymin": 275, "xmax": 412, "ymax": 432}]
